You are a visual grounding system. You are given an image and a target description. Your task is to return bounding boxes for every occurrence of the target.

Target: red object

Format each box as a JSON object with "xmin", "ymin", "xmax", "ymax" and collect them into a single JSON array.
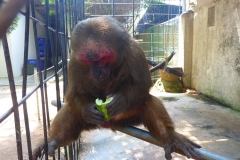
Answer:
[{"xmin": 101, "ymin": 120, "xmax": 113, "ymax": 128}]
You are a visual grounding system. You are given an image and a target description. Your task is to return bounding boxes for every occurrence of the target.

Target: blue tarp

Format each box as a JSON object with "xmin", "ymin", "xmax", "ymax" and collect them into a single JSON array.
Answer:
[{"xmin": 135, "ymin": 4, "xmax": 182, "ymax": 33}]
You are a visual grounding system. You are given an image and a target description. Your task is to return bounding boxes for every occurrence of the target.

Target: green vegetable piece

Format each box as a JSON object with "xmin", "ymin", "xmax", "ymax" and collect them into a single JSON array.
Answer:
[{"xmin": 95, "ymin": 97, "xmax": 113, "ymax": 121}]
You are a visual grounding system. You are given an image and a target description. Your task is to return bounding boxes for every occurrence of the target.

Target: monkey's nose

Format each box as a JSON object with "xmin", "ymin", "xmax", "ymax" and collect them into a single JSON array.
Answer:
[{"xmin": 86, "ymin": 50, "xmax": 99, "ymax": 61}]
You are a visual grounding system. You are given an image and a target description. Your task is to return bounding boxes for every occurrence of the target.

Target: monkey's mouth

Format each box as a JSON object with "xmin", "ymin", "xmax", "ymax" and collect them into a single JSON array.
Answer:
[
  {"xmin": 91, "ymin": 71, "xmax": 109, "ymax": 83},
  {"xmin": 91, "ymin": 64, "xmax": 110, "ymax": 83},
  {"xmin": 97, "ymin": 76, "xmax": 109, "ymax": 83}
]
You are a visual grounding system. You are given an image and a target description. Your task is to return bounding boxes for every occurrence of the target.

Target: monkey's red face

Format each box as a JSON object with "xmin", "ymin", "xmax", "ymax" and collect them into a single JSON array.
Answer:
[{"xmin": 78, "ymin": 38, "xmax": 116, "ymax": 83}]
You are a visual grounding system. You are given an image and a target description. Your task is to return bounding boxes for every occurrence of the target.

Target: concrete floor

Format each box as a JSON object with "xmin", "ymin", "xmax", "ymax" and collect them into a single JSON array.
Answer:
[{"xmin": 78, "ymin": 89, "xmax": 240, "ymax": 160}]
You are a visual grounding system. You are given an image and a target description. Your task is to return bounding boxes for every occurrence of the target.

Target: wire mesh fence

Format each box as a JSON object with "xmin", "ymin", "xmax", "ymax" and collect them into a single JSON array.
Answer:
[{"xmin": 135, "ymin": 17, "xmax": 180, "ymax": 82}]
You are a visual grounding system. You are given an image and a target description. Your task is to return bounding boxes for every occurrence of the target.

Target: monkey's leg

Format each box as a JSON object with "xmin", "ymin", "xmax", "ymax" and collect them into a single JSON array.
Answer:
[
  {"xmin": 142, "ymin": 95, "xmax": 201, "ymax": 160},
  {"xmin": 47, "ymin": 105, "xmax": 82, "ymax": 154},
  {"xmin": 33, "ymin": 104, "xmax": 96, "ymax": 159},
  {"xmin": 111, "ymin": 106, "xmax": 142, "ymax": 128}
]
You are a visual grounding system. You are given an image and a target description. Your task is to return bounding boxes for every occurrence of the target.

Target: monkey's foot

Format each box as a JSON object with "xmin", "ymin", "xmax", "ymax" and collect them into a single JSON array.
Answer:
[
  {"xmin": 32, "ymin": 143, "xmax": 45, "ymax": 160},
  {"xmin": 163, "ymin": 133, "xmax": 201, "ymax": 160},
  {"xmin": 48, "ymin": 140, "xmax": 58, "ymax": 157}
]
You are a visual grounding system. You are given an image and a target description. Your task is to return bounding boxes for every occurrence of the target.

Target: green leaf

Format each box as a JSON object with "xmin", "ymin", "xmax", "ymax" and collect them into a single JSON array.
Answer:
[{"xmin": 95, "ymin": 97, "xmax": 113, "ymax": 121}]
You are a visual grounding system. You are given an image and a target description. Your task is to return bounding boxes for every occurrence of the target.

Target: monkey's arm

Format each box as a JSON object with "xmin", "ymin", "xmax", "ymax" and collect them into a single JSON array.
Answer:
[
  {"xmin": 142, "ymin": 95, "xmax": 201, "ymax": 160},
  {"xmin": 66, "ymin": 58, "xmax": 106, "ymax": 125},
  {"xmin": 106, "ymin": 75, "xmax": 152, "ymax": 117},
  {"xmin": 106, "ymin": 46, "xmax": 152, "ymax": 117}
]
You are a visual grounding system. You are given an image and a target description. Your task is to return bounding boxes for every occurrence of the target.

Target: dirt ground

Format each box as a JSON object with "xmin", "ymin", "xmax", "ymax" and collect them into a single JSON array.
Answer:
[{"xmin": 0, "ymin": 78, "xmax": 240, "ymax": 160}]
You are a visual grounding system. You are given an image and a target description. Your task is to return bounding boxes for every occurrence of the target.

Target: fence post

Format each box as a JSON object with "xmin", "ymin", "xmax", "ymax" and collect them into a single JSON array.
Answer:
[{"xmin": 34, "ymin": 68, "xmax": 40, "ymax": 120}]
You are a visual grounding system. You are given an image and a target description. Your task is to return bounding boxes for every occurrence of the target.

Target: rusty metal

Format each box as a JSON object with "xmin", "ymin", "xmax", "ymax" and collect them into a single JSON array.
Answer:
[
  {"xmin": 43, "ymin": 0, "xmax": 51, "ymax": 130},
  {"xmin": 21, "ymin": 2, "xmax": 33, "ymax": 159},
  {"xmin": 60, "ymin": 0, "xmax": 68, "ymax": 97},
  {"xmin": 53, "ymin": 0, "xmax": 61, "ymax": 112},
  {"xmin": 2, "ymin": 34, "xmax": 23, "ymax": 160},
  {"xmin": 31, "ymin": 0, "xmax": 48, "ymax": 159}
]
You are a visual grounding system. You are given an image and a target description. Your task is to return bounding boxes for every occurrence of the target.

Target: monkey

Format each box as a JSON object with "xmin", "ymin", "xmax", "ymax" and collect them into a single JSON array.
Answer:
[{"xmin": 33, "ymin": 16, "xmax": 201, "ymax": 160}]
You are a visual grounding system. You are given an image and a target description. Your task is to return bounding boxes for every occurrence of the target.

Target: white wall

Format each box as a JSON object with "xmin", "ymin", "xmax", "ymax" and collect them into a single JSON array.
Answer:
[
  {"xmin": 27, "ymin": 9, "xmax": 47, "ymax": 60},
  {"xmin": 191, "ymin": 0, "xmax": 240, "ymax": 110},
  {"xmin": 9, "ymin": 13, "xmax": 25, "ymax": 77},
  {"xmin": 0, "ymin": 9, "xmax": 46, "ymax": 78},
  {"xmin": 0, "ymin": 39, "xmax": 8, "ymax": 77}
]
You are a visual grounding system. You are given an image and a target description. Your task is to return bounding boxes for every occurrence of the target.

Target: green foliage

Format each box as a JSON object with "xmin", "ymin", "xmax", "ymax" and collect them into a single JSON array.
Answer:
[
  {"xmin": 41, "ymin": 0, "xmax": 55, "ymax": 15},
  {"xmin": 49, "ymin": 10, "xmax": 55, "ymax": 15},
  {"xmin": 146, "ymin": 0, "xmax": 164, "ymax": 3},
  {"xmin": 7, "ymin": 16, "xmax": 20, "ymax": 34},
  {"xmin": 41, "ymin": 0, "xmax": 69, "ymax": 5},
  {"xmin": 41, "ymin": 0, "xmax": 55, "ymax": 4}
]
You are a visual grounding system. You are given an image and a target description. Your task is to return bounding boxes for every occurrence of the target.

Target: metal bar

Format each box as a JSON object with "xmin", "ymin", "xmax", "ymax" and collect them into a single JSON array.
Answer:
[
  {"xmin": 73, "ymin": 141, "xmax": 76, "ymax": 159},
  {"xmin": 87, "ymin": 14, "xmax": 133, "ymax": 17},
  {"xmin": 135, "ymin": 33, "xmax": 178, "ymax": 35},
  {"xmin": 21, "ymin": 2, "xmax": 33, "ymax": 159},
  {"xmin": 64, "ymin": 146, "xmax": 68, "ymax": 160},
  {"xmin": 132, "ymin": 0, "xmax": 134, "ymax": 37},
  {"xmin": 77, "ymin": 0, "xmax": 80, "ymax": 21},
  {"xmin": 114, "ymin": 126, "xmax": 233, "ymax": 160},
  {"xmin": 2, "ymin": 34, "xmax": 23, "ymax": 160},
  {"xmin": 140, "ymin": 13, "xmax": 180, "ymax": 16},
  {"xmin": 76, "ymin": 141, "xmax": 79, "ymax": 160},
  {"xmin": 149, "ymin": 52, "xmax": 175, "ymax": 72},
  {"xmin": 0, "ymin": 85, "xmax": 39, "ymax": 123},
  {"xmin": 82, "ymin": 0, "xmax": 85, "ymax": 20},
  {"xmin": 85, "ymin": 2, "xmax": 141, "ymax": 5},
  {"xmin": 74, "ymin": 0, "xmax": 77, "ymax": 25},
  {"xmin": 68, "ymin": 144, "xmax": 74, "ymax": 160},
  {"xmin": 54, "ymin": 0, "xmax": 62, "ymax": 111},
  {"xmin": 0, "ymin": 0, "xmax": 28, "ymax": 37},
  {"xmin": 70, "ymin": 0, "xmax": 74, "ymax": 30},
  {"xmin": 58, "ymin": 148, "xmax": 60, "ymax": 160},
  {"xmin": 51, "ymin": 101, "xmax": 233, "ymax": 160},
  {"xmin": 34, "ymin": 68, "xmax": 40, "ymax": 120},
  {"xmin": 112, "ymin": 0, "xmax": 114, "ymax": 17},
  {"xmin": 44, "ymin": 0, "xmax": 50, "ymax": 129},
  {"xmin": 30, "ymin": 0, "xmax": 48, "ymax": 159},
  {"xmin": 59, "ymin": 0, "xmax": 68, "ymax": 97},
  {"xmin": 64, "ymin": 0, "xmax": 69, "ymax": 38},
  {"xmin": 19, "ymin": 10, "xmax": 67, "ymax": 36},
  {"xmin": 0, "ymin": 67, "xmax": 63, "ymax": 123},
  {"xmin": 69, "ymin": 0, "xmax": 72, "ymax": 30}
]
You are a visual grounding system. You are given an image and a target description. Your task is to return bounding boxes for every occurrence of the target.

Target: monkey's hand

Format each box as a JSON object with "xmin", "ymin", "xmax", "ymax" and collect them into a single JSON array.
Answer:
[
  {"xmin": 32, "ymin": 142, "xmax": 45, "ymax": 160},
  {"xmin": 32, "ymin": 140, "xmax": 58, "ymax": 160},
  {"xmin": 82, "ymin": 104, "xmax": 105, "ymax": 125},
  {"xmin": 163, "ymin": 132, "xmax": 201, "ymax": 160},
  {"xmin": 106, "ymin": 94, "xmax": 128, "ymax": 117}
]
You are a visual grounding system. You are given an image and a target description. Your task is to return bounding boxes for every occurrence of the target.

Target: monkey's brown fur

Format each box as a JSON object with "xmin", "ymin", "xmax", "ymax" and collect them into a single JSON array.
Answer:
[{"xmin": 33, "ymin": 17, "xmax": 201, "ymax": 160}]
